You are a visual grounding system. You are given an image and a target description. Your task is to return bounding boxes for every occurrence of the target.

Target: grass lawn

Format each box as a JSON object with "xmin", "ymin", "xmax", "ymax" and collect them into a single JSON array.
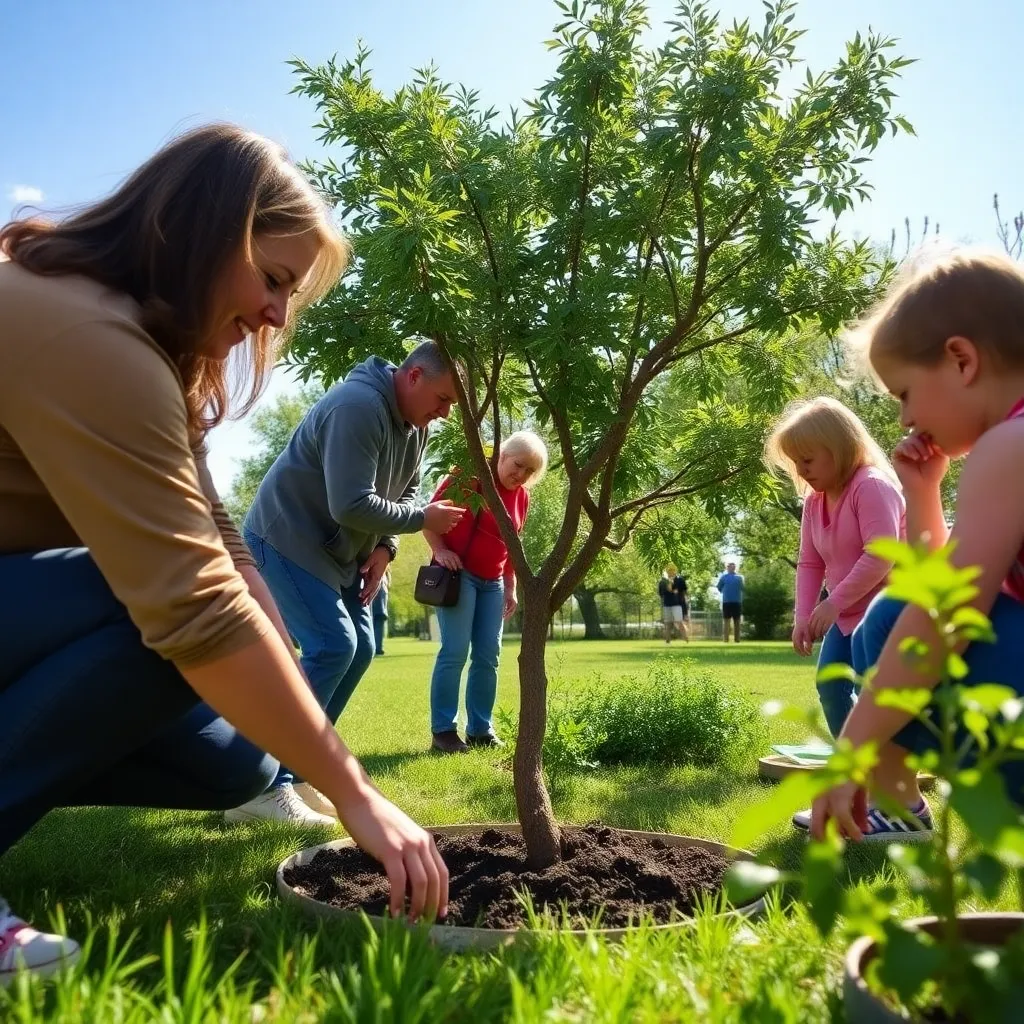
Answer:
[{"xmin": 1, "ymin": 639, "xmax": 1018, "ymax": 1021}]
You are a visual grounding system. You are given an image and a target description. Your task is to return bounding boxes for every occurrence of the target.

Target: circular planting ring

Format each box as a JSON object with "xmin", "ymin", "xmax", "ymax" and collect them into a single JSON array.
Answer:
[{"xmin": 277, "ymin": 823, "xmax": 766, "ymax": 951}]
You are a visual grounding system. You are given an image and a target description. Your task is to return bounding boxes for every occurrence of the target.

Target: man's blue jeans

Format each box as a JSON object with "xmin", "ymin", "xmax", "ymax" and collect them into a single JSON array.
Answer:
[
  {"xmin": 429, "ymin": 572, "xmax": 505, "ymax": 737},
  {"xmin": 0, "ymin": 548, "xmax": 278, "ymax": 856},
  {"xmin": 243, "ymin": 530, "xmax": 374, "ymax": 788},
  {"xmin": 816, "ymin": 623, "xmax": 857, "ymax": 739}
]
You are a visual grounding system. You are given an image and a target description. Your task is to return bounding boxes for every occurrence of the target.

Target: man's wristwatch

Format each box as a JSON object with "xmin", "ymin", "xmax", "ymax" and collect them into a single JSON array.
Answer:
[{"xmin": 376, "ymin": 540, "xmax": 398, "ymax": 562}]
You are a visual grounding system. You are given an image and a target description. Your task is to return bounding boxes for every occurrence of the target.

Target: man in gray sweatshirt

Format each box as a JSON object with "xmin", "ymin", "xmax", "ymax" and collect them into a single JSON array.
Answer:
[{"xmin": 228, "ymin": 341, "xmax": 465, "ymax": 825}]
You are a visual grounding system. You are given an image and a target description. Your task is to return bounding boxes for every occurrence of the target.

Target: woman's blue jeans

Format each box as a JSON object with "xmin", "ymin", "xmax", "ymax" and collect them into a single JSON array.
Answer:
[
  {"xmin": 0, "ymin": 548, "xmax": 278, "ymax": 856},
  {"xmin": 816, "ymin": 624, "xmax": 857, "ymax": 739},
  {"xmin": 429, "ymin": 572, "xmax": 505, "ymax": 737}
]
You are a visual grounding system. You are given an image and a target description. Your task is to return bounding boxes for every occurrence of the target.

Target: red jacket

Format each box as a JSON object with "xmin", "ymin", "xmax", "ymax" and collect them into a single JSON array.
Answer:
[{"xmin": 431, "ymin": 475, "xmax": 529, "ymax": 581}]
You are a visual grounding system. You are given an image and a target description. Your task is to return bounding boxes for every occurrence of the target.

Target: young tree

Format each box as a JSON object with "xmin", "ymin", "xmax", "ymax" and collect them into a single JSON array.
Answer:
[{"xmin": 288, "ymin": 0, "xmax": 911, "ymax": 867}]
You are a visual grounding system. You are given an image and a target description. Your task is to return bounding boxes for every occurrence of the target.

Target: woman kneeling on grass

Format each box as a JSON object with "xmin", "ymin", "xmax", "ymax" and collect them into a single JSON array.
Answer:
[
  {"xmin": 0, "ymin": 123, "xmax": 447, "ymax": 986},
  {"xmin": 811, "ymin": 249, "xmax": 1024, "ymax": 843},
  {"xmin": 425, "ymin": 432, "xmax": 547, "ymax": 753}
]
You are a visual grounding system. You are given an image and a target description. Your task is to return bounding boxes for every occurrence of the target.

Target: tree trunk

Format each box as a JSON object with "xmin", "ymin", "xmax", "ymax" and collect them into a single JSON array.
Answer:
[
  {"xmin": 573, "ymin": 588, "xmax": 605, "ymax": 640},
  {"xmin": 514, "ymin": 587, "xmax": 561, "ymax": 869}
]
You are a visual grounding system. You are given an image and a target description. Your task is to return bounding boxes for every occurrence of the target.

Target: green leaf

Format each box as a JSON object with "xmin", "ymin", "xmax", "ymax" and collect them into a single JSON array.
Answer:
[
  {"xmin": 959, "ymin": 684, "xmax": 1018, "ymax": 716},
  {"xmin": 883, "ymin": 578, "xmax": 935, "ymax": 609},
  {"xmin": 802, "ymin": 832, "xmax": 844, "ymax": 937},
  {"xmin": 874, "ymin": 689, "xmax": 933, "ymax": 716},
  {"xmin": 866, "ymin": 537, "xmax": 917, "ymax": 566},
  {"xmin": 946, "ymin": 651, "xmax": 969, "ymax": 680},
  {"xmin": 950, "ymin": 771, "xmax": 1022, "ymax": 851},
  {"xmin": 816, "ymin": 662, "xmax": 858, "ymax": 685},
  {"xmin": 897, "ymin": 635, "xmax": 930, "ymax": 661},
  {"xmin": 963, "ymin": 707, "xmax": 991, "ymax": 753},
  {"xmin": 872, "ymin": 921, "xmax": 944, "ymax": 1003},
  {"xmin": 992, "ymin": 824, "xmax": 1024, "ymax": 868},
  {"xmin": 732, "ymin": 771, "xmax": 836, "ymax": 850},
  {"xmin": 725, "ymin": 861, "xmax": 787, "ymax": 905},
  {"xmin": 887, "ymin": 843, "xmax": 929, "ymax": 892},
  {"xmin": 962, "ymin": 851, "xmax": 1006, "ymax": 900},
  {"xmin": 950, "ymin": 606, "xmax": 995, "ymax": 643}
]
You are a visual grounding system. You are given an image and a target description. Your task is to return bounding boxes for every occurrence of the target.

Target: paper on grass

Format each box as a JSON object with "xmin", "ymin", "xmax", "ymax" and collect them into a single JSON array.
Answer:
[{"xmin": 770, "ymin": 743, "xmax": 834, "ymax": 766}]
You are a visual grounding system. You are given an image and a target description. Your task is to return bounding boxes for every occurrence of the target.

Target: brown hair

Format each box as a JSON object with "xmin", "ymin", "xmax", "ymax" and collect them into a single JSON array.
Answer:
[
  {"xmin": 848, "ymin": 248, "xmax": 1024, "ymax": 374},
  {"xmin": 0, "ymin": 122, "xmax": 350, "ymax": 435},
  {"xmin": 765, "ymin": 396, "xmax": 900, "ymax": 498}
]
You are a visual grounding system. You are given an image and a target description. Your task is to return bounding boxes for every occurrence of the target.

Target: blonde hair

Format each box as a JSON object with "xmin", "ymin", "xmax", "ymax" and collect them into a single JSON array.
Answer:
[
  {"xmin": 500, "ymin": 430, "xmax": 549, "ymax": 488},
  {"xmin": 0, "ymin": 122, "xmax": 350, "ymax": 436},
  {"xmin": 765, "ymin": 396, "xmax": 899, "ymax": 497},
  {"xmin": 846, "ymin": 247, "xmax": 1024, "ymax": 374}
]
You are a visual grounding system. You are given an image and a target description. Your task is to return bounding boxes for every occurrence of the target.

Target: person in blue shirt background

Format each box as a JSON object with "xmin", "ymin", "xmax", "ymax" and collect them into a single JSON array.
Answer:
[{"xmin": 717, "ymin": 562, "xmax": 744, "ymax": 643}]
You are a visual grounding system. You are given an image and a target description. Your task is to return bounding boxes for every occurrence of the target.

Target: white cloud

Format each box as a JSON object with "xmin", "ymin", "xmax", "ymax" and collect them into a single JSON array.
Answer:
[{"xmin": 8, "ymin": 185, "xmax": 44, "ymax": 204}]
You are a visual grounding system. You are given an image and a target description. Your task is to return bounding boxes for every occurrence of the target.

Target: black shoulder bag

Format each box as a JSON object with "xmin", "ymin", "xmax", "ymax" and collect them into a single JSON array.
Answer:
[{"xmin": 414, "ymin": 508, "xmax": 481, "ymax": 608}]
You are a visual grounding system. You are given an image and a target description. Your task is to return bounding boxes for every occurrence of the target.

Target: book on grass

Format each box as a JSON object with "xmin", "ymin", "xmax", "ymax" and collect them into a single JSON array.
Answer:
[{"xmin": 771, "ymin": 743, "xmax": 834, "ymax": 767}]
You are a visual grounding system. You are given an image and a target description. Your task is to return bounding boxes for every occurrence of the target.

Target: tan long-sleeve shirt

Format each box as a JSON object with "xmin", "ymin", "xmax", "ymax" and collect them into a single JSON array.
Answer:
[{"xmin": 0, "ymin": 261, "xmax": 269, "ymax": 667}]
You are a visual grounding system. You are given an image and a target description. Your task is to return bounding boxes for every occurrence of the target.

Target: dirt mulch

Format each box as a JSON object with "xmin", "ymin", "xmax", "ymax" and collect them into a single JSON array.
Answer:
[{"xmin": 283, "ymin": 823, "xmax": 735, "ymax": 929}]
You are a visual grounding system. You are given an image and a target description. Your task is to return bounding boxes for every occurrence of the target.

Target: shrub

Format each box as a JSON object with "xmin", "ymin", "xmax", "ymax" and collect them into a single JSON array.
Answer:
[
  {"xmin": 495, "ymin": 700, "xmax": 606, "ymax": 797},
  {"xmin": 573, "ymin": 659, "xmax": 766, "ymax": 767}
]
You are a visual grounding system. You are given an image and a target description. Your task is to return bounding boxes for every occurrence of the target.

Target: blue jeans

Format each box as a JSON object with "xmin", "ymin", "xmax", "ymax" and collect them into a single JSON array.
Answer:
[
  {"xmin": 0, "ymin": 549, "xmax": 278, "ymax": 855},
  {"xmin": 243, "ymin": 530, "xmax": 374, "ymax": 788},
  {"xmin": 853, "ymin": 592, "xmax": 1024, "ymax": 806},
  {"xmin": 817, "ymin": 624, "xmax": 857, "ymax": 739},
  {"xmin": 429, "ymin": 572, "xmax": 505, "ymax": 736}
]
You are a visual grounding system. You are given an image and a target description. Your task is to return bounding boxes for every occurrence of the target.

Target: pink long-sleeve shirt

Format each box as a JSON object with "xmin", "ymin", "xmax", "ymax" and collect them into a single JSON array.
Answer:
[{"xmin": 795, "ymin": 465, "xmax": 906, "ymax": 636}]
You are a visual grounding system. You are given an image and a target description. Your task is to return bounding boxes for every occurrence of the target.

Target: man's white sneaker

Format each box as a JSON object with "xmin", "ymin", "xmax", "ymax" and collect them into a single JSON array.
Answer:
[
  {"xmin": 293, "ymin": 782, "xmax": 339, "ymax": 819},
  {"xmin": 223, "ymin": 784, "xmax": 335, "ymax": 826},
  {"xmin": 0, "ymin": 900, "xmax": 80, "ymax": 987}
]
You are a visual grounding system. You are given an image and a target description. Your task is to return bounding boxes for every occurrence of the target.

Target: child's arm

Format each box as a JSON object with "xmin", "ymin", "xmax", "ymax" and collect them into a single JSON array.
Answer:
[
  {"xmin": 824, "ymin": 479, "xmax": 904, "ymax": 613},
  {"xmin": 896, "ymin": 433, "xmax": 950, "ymax": 548},
  {"xmin": 840, "ymin": 423, "xmax": 1024, "ymax": 751},
  {"xmin": 794, "ymin": 500, "xmax": 826, "ymax": 623}
]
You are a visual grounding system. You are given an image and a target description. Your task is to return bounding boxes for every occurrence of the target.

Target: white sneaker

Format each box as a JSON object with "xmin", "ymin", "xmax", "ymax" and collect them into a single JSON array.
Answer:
[
  {"xmin": 293, "ymin": 782, "xmax": 339, "ymax": 819},
  {"xmin": 223, "ymin": 784, "xmax": 335, "ymax": 826},
  {"xmin": 0, "ymin": 899, "xmax": 80, "ymax": 987}
]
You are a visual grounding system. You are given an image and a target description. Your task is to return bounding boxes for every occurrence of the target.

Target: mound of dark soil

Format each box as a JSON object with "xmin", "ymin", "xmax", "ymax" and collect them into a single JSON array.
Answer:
[{"xmin": 283, "ymin": 823, "xmax": 736, "ymax": 929}]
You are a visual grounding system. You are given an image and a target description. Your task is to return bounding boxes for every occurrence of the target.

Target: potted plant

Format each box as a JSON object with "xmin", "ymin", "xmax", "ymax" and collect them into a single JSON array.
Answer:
[{"xmin": 729, "ymin": 539, "xmax": 1024, "ymax": 1022}]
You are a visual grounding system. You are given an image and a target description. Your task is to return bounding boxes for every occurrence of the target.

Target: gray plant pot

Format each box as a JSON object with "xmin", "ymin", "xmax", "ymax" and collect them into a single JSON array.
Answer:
[
  {"xmin": 843, "ymin": 912, "xmax": 1024, "ymax": 1023},
  {"xmin": 277, "ymin": 822, "xmax": 765, "ymax": 951}
]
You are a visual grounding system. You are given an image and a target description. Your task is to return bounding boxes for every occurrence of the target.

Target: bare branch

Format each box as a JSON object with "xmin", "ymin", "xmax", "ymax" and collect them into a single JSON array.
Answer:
[
  {"xmin": 651, "ymin": 237, "xmax": 681, "ymax": 323},
  {"xmin": 567, "ymin": 75, "xmax": 602, "ymax": 302}
]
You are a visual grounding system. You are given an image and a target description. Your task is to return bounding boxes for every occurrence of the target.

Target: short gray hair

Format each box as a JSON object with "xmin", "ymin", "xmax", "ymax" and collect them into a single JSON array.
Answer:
[{"xmin": 399, "ymin": 339, "xmax": 451, "ymax": 379}]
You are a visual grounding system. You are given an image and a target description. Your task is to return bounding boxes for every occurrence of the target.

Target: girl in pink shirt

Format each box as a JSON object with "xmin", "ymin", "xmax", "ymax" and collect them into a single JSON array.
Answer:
[{"xmin": 766, "ymin": 397, "xmax": 906, "ymax": 738}]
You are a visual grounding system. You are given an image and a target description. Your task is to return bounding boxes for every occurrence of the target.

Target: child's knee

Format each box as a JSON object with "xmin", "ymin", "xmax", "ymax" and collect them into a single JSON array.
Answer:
[{"xmin": 852, "ymin": 595, "xmax": 906, "ymax": 672}]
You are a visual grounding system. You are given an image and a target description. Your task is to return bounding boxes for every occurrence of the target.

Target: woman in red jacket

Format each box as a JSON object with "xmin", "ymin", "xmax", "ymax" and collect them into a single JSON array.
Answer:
[{"xmin": 424, "ymin": 432, "xmax": 548, "ymax": 753}]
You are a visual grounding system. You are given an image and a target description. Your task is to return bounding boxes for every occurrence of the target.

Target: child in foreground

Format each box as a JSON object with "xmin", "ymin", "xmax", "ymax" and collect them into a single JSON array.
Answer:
[
  {"xmin": 811, "ymin": 249, "xmax": 1024, "ymax": 843},
  {"xmin": 766, "ymin": 397, "xmax": 905, "ymax": 740}
]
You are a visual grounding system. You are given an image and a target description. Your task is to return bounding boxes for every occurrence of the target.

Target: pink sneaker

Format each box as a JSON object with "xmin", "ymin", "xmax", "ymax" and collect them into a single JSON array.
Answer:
[{"xmin": 0, "ymin": 900, "xmax": 80, "ymax": 986}]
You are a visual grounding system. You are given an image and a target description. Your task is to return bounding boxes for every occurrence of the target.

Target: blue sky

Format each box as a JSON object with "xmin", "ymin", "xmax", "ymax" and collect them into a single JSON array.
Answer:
[{"xmin": 3, "ymin": 0, "xmax": 1021, "ymax": 492}]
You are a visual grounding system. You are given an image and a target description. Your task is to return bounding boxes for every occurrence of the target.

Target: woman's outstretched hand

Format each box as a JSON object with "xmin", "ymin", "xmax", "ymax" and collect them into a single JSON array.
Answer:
[{"xmin": 340, "ymin": 787, "xmax": 449, "ymax": 922}]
